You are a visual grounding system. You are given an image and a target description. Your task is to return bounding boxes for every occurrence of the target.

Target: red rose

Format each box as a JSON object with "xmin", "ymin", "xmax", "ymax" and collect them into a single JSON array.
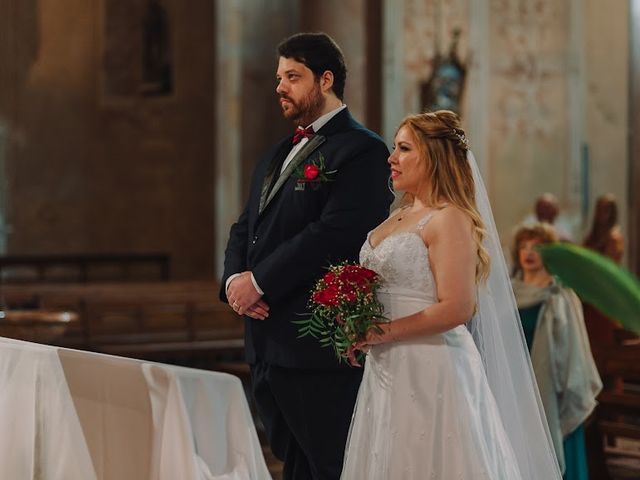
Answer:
[
  {"xmin": 339, "ymin": 282, "xmax": 357, "ymax": 302},
  {"xmin": 341, "ymin": 271, "xmax": 361, "ymax": 287},
  {"xmin": 304, "ymin": 164, "xmax": 320, "ymax": 180},
  {"xmin": 343, "ymin": 289, "xmax": 357, "ymax": 303},
  {"xmin": 312, "ymin": 290, "xmax": 322, "ymax": 303},
  {"xmin": 313, "ymin": 284, "xmax": 340, "ymax": 306},
  {"xmin": 323, "ymin": 271, "xmax": 337, "ymax": 285},
  {"xmin": 339, "ymin": 265, "xmax": 375, "ymax": 288},
  {"xmin": 361, "ymin": 268, "xmax": 377, "ymax": 281}
]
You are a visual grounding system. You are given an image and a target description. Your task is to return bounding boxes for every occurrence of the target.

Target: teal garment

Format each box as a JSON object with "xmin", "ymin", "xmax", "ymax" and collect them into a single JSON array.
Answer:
[
  {"xmin": 563, "ymin": 425, "xmax": 588, "ymax": 480},
  {"xmin": 519, "ymin": 304, "xmax": 542, "ymax": 351},
  {"xmin": 518, "ymin": 303, "xmax": 590, "ymax": 480}
]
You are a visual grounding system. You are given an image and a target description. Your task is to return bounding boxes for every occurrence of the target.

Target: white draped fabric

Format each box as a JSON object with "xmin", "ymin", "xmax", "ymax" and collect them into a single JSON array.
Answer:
[{"xmin": 0, "ymin": 337, "xmax": 271, "ymax": 480}]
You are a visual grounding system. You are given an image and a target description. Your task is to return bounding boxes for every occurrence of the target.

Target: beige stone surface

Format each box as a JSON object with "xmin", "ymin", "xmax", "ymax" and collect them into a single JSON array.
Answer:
[
  {"xmin": 584, "ymin": 0, "xmax": 629, "ymax": 243},
  {"xmin": 0, "ymin": 0, "xmax": 215, "ymax": 278},
  {"xmin": 390, "ymin": 0, "xmax": 629, "ymax": 256}
]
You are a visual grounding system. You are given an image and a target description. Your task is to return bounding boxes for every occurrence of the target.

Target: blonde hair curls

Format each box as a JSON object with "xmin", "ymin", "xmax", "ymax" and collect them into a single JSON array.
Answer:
[{"xmin": 398, "ymin": 110, "xmax": 490, "ymax": 282}]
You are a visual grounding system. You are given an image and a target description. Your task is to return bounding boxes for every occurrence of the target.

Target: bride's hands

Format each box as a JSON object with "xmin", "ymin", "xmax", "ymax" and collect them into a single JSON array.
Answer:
[
  {"xmin": 359, "ymin": 324, "xmax": 390, "ymax": 347},
  {"xmin": 345, "ymin": 345, "xmax": 363, "ymax": 368},
  {"xmin": 347, "ymin": 323, "xmax": 393, "ymax": 367}
]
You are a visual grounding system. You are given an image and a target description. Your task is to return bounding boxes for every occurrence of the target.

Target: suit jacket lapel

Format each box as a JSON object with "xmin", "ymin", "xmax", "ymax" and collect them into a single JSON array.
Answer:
[
  {"xmin": 258, "ymin": 140, "xmax": 291, "ymax": 214},
  {"xmin": 260, "ymin": 134, "xmax": 326, "ymax": 214}
]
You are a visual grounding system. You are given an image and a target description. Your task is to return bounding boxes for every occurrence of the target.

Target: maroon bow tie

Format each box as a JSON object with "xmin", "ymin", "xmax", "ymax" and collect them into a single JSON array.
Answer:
[{"xmin": 292, "ymin": 126, "xmax": 315, "ymax": 145}]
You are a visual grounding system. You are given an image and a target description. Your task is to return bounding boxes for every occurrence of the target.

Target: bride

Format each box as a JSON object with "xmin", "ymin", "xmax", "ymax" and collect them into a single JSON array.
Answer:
[{"xmin": 341, "ymin": 111, "xmax": 562, "ymax": 479}]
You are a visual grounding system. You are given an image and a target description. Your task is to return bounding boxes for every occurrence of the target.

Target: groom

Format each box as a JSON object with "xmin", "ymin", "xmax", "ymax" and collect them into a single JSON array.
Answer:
[{"xmin": 221, "ymin": 32, "xmax": 391, "ymax": 479}]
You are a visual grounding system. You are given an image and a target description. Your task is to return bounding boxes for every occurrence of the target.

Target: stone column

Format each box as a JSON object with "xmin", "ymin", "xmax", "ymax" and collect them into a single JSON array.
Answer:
[
  {"xmin": 382, "ymin": 0, "xmax": 406, "ymax": 143},
  {"xmin": 630, "ymin": 0, "xmax": 640, "ymax": 274},
  {"xmin": 214, "ymin": 0, "xmax": 243, "ymax": 278},
  {"xmin": 466, "ymin": 0, "xmax": 490, "ymax": 177},
  {"xmin": 300, "ymin": 0, "xmax": 368, "ymax": 127},
  {"xmin": 584, "ymin": 0, "xmax": 629, "ymax": 259}
]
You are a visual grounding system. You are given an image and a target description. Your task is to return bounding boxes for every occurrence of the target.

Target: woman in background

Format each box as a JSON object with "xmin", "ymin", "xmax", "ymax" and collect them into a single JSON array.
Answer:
[
  {"xmin": 584, "ymin": 194, "xmax": 624, "ymax": 263},
  {"xmin": 512, "ymin": 223, "xmax": 602, "ymax": 480},
  {"xmin": 582, "ymin": 194, "xmax": 626, "ymax": 359}
]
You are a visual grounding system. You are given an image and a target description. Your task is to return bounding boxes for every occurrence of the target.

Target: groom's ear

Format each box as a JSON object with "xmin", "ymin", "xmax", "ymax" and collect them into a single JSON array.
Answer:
[{"xmin": 319, "ymin": 70, "xmax": 335, "ymax": 94}]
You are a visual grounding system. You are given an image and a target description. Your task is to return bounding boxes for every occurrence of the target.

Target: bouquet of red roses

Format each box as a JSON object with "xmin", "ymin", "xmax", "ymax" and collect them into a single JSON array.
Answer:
[{"xmin": 294, "ymin": 263, "xmax": 386, "ymax": 364}]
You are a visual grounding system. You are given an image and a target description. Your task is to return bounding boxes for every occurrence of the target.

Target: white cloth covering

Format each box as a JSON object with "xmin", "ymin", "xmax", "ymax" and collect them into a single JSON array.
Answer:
[{"xmin": 0, "ymin": 337, "xmax": 271, "ymax": 480}]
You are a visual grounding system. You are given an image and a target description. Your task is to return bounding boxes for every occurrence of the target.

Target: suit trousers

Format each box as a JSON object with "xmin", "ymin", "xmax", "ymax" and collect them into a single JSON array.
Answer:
[{"xmin": 251, "ymin": 362, "xmax": 363, "ymax": 480}]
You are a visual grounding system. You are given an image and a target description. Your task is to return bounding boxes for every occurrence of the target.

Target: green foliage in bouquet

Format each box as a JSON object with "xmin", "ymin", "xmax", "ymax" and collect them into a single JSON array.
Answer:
[{"xmin": 294, "ymin": 263, "xmax": 386, "ymax": 364}]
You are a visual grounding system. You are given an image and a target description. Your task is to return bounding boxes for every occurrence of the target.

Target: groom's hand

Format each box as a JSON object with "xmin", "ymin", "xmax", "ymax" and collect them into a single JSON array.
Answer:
[
  {"xmin": 245, "ymin": 299, "xmax": 270, "ymax": 320},
  {"xmin": 227, "ymin": 272, "xmax": 266, "ymax": 317}
]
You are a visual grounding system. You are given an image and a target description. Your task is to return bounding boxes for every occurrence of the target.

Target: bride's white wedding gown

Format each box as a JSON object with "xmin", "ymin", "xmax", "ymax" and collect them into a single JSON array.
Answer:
[{"xmin": 341, "ymin": 214, "xmax": 523, "ymax": 480}]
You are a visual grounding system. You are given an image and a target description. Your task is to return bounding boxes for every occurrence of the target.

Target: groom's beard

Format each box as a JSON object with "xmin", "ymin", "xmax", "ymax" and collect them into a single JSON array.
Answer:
[{"xmin": 279, "ymin": 82, "xmax": 325, "ymax": 127}]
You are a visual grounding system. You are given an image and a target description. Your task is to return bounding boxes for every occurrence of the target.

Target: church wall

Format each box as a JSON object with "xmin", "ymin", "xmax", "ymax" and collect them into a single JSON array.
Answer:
[
  {"xmin": 386, "ymin": 0, "xmax": 629, "ymax": 255},
  {"xmin": 0, "ymin": 0, "xmax": 216, "ymax": 278}
]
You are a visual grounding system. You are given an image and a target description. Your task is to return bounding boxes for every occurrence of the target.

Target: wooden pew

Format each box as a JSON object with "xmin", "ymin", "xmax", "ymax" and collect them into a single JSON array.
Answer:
[
  {"xmin": 0, "ymin": 253, "xmax": 170, "ymax": 284},
  {"xmin": 594, "ymin": 341, "xmax": 640, "ymax": 479},
  {"xmin": 82, "ymin": 298, "xmax": 244, "ymax": 359},
  {"xmin": 0, "ymin": 281, "xmax": 244, "ymax": 365}
]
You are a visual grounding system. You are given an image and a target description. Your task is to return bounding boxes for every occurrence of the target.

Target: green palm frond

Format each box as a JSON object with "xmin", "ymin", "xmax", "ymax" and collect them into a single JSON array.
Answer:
[{"xmin": 538, "ymin": 243, "xmax": 640, "ymax": 334}]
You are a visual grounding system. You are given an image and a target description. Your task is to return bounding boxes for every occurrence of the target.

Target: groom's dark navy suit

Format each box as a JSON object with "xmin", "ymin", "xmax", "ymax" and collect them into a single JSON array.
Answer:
[{"xmin": 221, "ymin": 108, "xmax": 391, "ymax": 479}]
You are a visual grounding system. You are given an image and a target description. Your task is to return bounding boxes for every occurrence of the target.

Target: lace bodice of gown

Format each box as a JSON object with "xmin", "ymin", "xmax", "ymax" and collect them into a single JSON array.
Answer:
[{"xmin": 360, "ymin": 213, "xmax": 437, "ymax": 305}]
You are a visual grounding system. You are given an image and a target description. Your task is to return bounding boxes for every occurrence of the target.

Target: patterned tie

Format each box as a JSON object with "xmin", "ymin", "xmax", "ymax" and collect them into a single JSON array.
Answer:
[{"xmin": 292, "ymin": 125, "xmax": 315, "ymax": 145}]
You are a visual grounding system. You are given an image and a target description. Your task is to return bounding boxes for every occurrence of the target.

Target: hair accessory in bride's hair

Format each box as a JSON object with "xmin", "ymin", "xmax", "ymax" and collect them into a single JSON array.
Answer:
[{"xmin": 453, "ymin": 128, "xmax": 469, "ymax": 151}]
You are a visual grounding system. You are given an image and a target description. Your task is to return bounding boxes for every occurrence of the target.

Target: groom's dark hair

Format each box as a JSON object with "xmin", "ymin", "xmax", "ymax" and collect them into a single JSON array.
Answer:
[{"xmin": 277, "ymin": 32, "xmax": 347, "ymax": 101}]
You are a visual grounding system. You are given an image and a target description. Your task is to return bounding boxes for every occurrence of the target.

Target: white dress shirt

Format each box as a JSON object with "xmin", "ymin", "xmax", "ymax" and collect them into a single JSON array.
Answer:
[
  {"xmin": 280, "ymin": 104, "xmax": 347, "ymax": 173},
  {"xmin": 226, "ymin": 104, "xmax": 347, "ymax": 297}
]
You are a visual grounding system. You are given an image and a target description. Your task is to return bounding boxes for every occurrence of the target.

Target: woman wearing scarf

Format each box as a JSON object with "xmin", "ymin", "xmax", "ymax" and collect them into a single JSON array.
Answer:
[{"xmin": 511, "ymin": 223, "xmax": 602, "ymax": 480}]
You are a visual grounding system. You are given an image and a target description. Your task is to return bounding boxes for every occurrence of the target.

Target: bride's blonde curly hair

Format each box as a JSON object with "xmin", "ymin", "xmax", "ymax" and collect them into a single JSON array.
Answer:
[{"xmin": 398, "ymin": 110, "xmax": 490, "ymax": 282}]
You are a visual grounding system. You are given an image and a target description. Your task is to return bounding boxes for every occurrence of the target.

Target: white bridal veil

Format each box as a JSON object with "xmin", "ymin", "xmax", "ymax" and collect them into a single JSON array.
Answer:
[{"xmin": 466, "ymin": 150, "xmax": 562, "ymax": 479}]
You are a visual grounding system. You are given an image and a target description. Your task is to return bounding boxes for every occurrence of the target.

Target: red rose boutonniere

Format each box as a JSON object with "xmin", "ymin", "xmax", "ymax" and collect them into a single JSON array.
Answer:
[{"xmin": 294, "ymin": 153, "xmax": 337, "ymax": 191}]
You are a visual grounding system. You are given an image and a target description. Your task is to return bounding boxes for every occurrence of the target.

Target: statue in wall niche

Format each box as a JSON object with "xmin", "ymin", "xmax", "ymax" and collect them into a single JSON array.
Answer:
[
  {"xmin": 140, "ymin": 0, "xmax": 173, "ymax": 96},
  {"xmin": 420, "ymin": 29, "xmax": 467, "ymax": 115}
]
